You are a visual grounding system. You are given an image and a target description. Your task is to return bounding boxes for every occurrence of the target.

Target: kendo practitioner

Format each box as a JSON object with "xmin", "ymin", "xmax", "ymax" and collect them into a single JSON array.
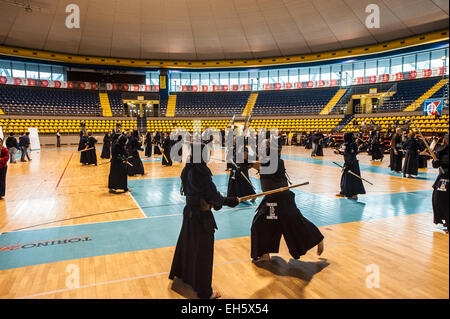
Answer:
[
  {"xmin": 417, "ymin": 138, "xmax": 428, "ymax": 168},
  {"xmin": 169, "ymin": 142, "xmax": 239, "ymax": 299},
  {"xmin": 153, "ymin": 131, "xmax": 162, "ymax": 155},
  {"xmin": 227, "ymin": 145, "xmax": 256, "ymax": 202},
  {"xmin": 431, "ymin": 133, "xmax": 449, "ymax": 232},
  {"xmin": 390, "ymin": 128, "xmax": 403, "ymax": 173},
  {"xmin": 161, "ymin": 132, "xmax": 173, "ymax": 166},
  {"xmin": 174, "ymin": 134, "xmax": 183, "ymax": 163},
  {"xmin": 110, "ymin": 129, "xmax": 120, "ymax": 146},
  {"xmin": 402, "ymin": 131, "xmax": 424, "ymax": 178},
  {"xmin": 370, "ymin": 130, "xmax": 384, "ymax": 161},
  {"xmin": 250, "ymin": 139, "xmax": 324, "ymax": 263},
  {"xmin": 108, "ymin": 135, "xmax": 130, "ymax": 193},
  {"xmin": 126, "ymin": 130, "xmax": 145, "ymax": 176},
  {"xmin": 79, "ymin": 131, "xmax": 89, "ymax": 165},
  {"xmin": 144, "ymin": 131, "xmax": 153, "ymax": 157},
  {"xmin": 335, "ymin": 132, "xmax": 366, "ymax": 199},
  {"xmin": 100, "ymin": 132, "xmax": 111, "ymax": 159},
  {"xmin": 85, "ymin": 132, "xmax": 98, "ymax": 165}
]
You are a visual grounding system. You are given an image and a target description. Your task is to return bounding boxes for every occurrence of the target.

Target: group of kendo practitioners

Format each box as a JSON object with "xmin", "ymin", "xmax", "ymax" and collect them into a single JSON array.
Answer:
[
  {"xmin": 78, "ymin": 127, "xmax": 159, "ymax": 193},
  {"xmin": 169, "ymin": 131, "xmax": 324, "ymax": 299},
  {"xmin": 336, "ymin": 128, "xmax": 448, "ymax": 232},
  {"xmin": 388, "ymin": 127, "xmax": 440, "ymax": 178}
]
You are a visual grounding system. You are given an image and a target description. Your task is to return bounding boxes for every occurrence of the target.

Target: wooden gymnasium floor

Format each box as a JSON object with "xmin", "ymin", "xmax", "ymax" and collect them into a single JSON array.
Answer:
[{"xmin": 0, "ymin": 144, "xmax": 448, "ymax": 299}]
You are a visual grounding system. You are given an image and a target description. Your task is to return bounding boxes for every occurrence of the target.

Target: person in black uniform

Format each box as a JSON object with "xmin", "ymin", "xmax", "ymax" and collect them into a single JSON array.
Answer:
[
  {"xmin": 108, "ymin": 135, "xmax": 130, "ymax": 193},
  {"xmin": 169, "ymin": 142, "xmax": 239, "ymax": 299},
  {"xmin": 144, "ymin": 131, "xmax": 153, "ymax": 157},
  {"xmin": 431, "ymin": 133, "xmax": 449, "ymax": 232},
  {"xmin": 402, "ymin": 131, "xmax": 424, "ymax": 178},
  {"xmin": 417, "ymin": 138, "xmax": 429, "ymax": 168},
  {"xmin": 390, "ymin": 128, "xmax": 403, "ymax": 173},
  {"xmin": 153, "ymin": 131, "xmax": 162, "ymax": 155},
  {"xmin": 100, "ymin": 132, "xmax": 111, "ymax": 159},
  {"xmin": 110, "ymin": 129, "xmax": 120, "ymax": 146},
  {"xmin": 227, "ymin": 145, "xmax": 256, "ymax": 202},
  {"xmin": 250, "ymin": 139, "xmax": 324, "ymax": 263},
  {"xmin": 79, "ymin": 131, "xmax": 89, "ymax": 165},
  {"xmin": 370, "ymin": 130, "xmax": 384, "ymax": 161},
  {"xmin": 126, "ymin": 130, "xmax": 145, "ymax": 176},
  {"xmin": 335, "ymin": 132, "xmax": 366, "ymax": 199},
  {"xmin": 161, "ymin": 132, "xmax": 173, "ymax": 166},
  {"xmin": 85, "ymin": 132, "xmax": 98, "ymax": 165}
]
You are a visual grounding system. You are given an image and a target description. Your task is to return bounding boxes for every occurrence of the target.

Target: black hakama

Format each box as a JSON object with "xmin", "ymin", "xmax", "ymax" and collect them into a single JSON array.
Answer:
[
  {"xmin": 340, "ymin": 158, "xmax": 366, "ymax": 197},
  {"xmin": 144, "ymin": 133, "xmax": 152, "ymax": 157},
  {"xmin": 126, "ymin": 136, "xmax": 145, "ymax": 176},
  {"xmin": 153, "ymin": 133, "xmax": 162, "ymax": 155},
  {"xmin": 251, "ymin": 190, "xmax": 324, "ymax": 260},
  {"xmin": 389, "ymin": 133, "xmax": 403, "ymax": 172},
  {"xmin": 162, "ymin": 137, "xmax": 173, "ymax": 166},
  {"xmin": 339, "ymin": 139, "xmax": 366, "ymax": 198},
  {"xmin": 79, "ymin": 135, "xmax": 89, "ymax": 164},
  {"xmin": 227, "ymin": 164, "xmax": 256, "ymax": 198},
  {"xmin": 402, "ymin": 138, "xmax": 421, "ymax": 176},
  {"xmin": 432, "ymin": 145, "xmax": 449, "ymax": 229},
  {"xmin": 101, "ymin": 134, "xmax": 111, "ymax": 159},
  {"xmin": 108, "ymin": 140, "xmax": 128, "ymax": 191},
  {"xmin": 169, "ymin": 161, "xmax": 238, "ymax": 299},
  {"xmin": 85, "ymin": 136, "xmax": 98, "ymax": 165}
]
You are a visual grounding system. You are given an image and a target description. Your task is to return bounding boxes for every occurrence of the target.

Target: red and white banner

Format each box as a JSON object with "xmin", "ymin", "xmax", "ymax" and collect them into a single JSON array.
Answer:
[
  {"xmin": 352, "ymin": 67, "xmax": 447, "ymax": 85},
  {"xmin": 0, "ymin": 76, "xmax": 158, "ymax": 92},
  {"xmin": 1, "ymin": 66, "xmax": 446, "ymax": 93}
]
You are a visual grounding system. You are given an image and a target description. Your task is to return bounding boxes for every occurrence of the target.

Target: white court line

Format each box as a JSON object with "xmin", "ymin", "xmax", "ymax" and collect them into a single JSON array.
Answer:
[
  {"xmin": 127, "ymin": 192, "xmax": 146, "ymax": 218},
  {"xmin": 16, "ymin": 257, "xmax": 253, "ymax": 299},
  {"xmin": 16, "ymin": 238, "xmax": 365, "ymax": 299}
]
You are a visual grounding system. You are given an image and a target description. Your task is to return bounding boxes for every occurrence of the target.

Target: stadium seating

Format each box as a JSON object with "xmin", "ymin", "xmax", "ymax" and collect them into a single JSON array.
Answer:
[
  {"xmin": 379, "ymin": 77, "xmax": 442, "ymax": 111},
  {"xmin": 107, "ymin": 92, "xmax": 125, "ymax": 116},
  {"xmin": 174, "ymin": 92, "xmax": 250, "ymax": 116},
  {"xmin": 0, "ymin": 85, "xmax": 102, "ymax": 116},
  {"xmin": 252, "ymin": 87, "xmax": 340, "ymax": 115},
  {"xmin": 343, "ymin": 114, "xmax": 449, "ymax": 134},
  {"xmin": 0, "ymin": 118, "xmax": 133, "ymax": 134}
]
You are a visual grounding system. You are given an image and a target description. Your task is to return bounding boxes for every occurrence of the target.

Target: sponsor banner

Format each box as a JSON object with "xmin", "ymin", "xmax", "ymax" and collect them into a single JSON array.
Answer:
[{"xmin": 423, "ymin": 99, "xmax": 444, "ymax": 116}]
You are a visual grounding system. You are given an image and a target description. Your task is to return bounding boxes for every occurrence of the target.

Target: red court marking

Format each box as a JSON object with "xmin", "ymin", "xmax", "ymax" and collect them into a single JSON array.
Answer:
[{"xmin": 55, "ymin": 152, "xmax": 74, "ymax": 189}]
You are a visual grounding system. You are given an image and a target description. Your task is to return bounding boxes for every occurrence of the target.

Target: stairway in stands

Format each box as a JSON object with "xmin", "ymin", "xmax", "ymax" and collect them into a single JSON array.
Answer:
[
  {"xmin": 99, "ymin": 92, "xmax": 113, "ymax": 117},
  {"xmin": 319, "ymin": 88, "xmax": 347, "ymax": 115},
  {"xmin": 332, "ymin": 114, "xmax": 354, "ymax": 132},
  {"xmin": 403, "ymin": 78, "xmax": 448, "ymax": 112},
  {"xmin": 165, "ymin": 94, "xmax": 177, "ymax": 117},
  {"xmin": 241, "ymin": 93, "xmax": 258, "ymax": 117}
]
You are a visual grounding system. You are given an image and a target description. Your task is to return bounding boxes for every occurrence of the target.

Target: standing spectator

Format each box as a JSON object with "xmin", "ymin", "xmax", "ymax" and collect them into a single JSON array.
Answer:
[
  {"xmin": 5, "ymin": 133, "xmax": 18, "ymax": 164},
  {"xmin": 19, "ymin": 132, "xmax": 31, "ymax": 162},
  {"xmin": 0, "ymin": 138, "xmax": 9, "ymax": 200},
  {"xmin": 56, "ymin": 129, "xmax": 61, "ymax": 147}
]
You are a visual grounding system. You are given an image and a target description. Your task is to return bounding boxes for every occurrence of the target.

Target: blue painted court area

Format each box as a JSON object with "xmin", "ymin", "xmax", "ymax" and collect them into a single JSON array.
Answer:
[
  {"xmin": 281, "ymin": 154, "xmax": 438, "ymax": 181},
  {"xmin": 0, "ymin": 171, "xmax": 433, "ymax": 270}
]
